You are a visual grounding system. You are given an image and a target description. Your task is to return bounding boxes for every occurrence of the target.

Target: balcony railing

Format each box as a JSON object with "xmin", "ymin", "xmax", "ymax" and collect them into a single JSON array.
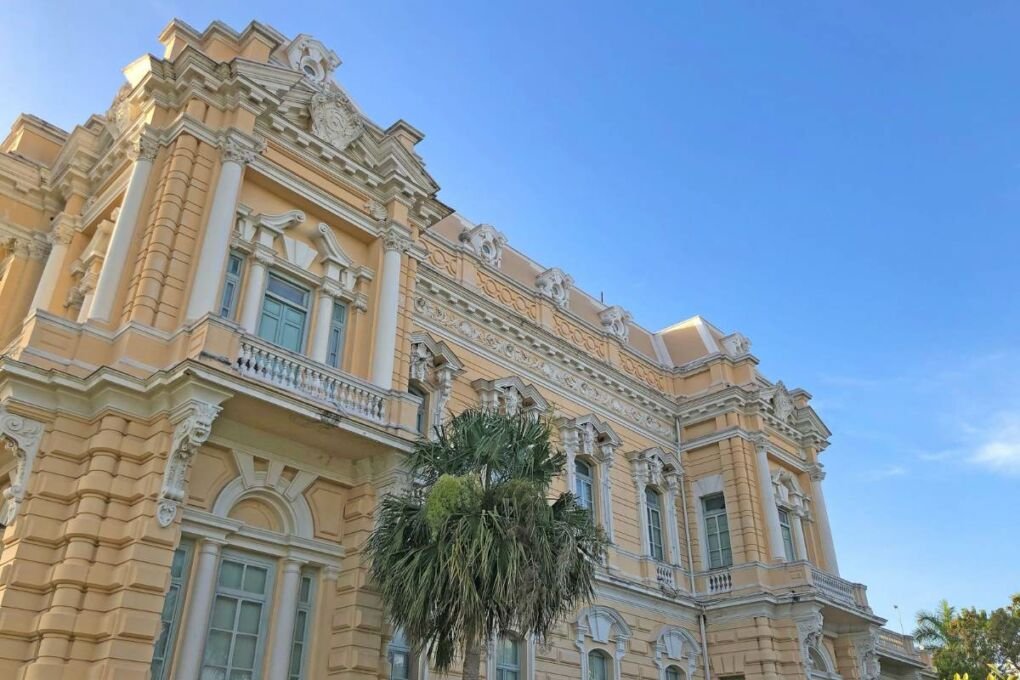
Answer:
[
  {"xmin": 877, "ymin": 628, "xmax": 929, "ymax": 665},
  {"xmin": 235, "ymin": 335, "xmax": 387, "ymax": 423},
  {"xmin": 707, "ymin": 569, "xmax": 732, "ymax": 594},
  {"xmin": 810, "ymin": 567, "xmax": 869, "ymax": 612},
  {"xmin": 656, "ymin": 563, "xmax": 676, "ymax": 589}
]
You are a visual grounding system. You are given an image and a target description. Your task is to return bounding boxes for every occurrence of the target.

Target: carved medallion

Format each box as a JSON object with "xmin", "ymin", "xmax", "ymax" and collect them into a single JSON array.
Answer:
[{"xmin": 310, "ymin": 89, "xmax": 363, "ymax": 150}]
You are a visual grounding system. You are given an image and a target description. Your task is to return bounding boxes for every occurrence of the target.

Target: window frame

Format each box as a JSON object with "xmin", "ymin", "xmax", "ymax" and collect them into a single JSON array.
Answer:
[
  {"xmin": 408, "ymin": 384, "xmax": 429, "ymax": 435},
  {"xmin": 325, "ymin": 301, "xmax": 348, "ymax": 368},
  {"xmin": 219, "ymin": 250, "xmax": 246, "ymax": 320},
  {"xmin": 257, "ymin": 272, "xmax": 311, "ymax": 353},
  {"xmin": 778, "ymin": 507, "xmax": 796, "ymax": 561},
  {"xmin": 388, "ymin": 629, "xmax": 416, "ymax": 680},
  {"xmin": 588, "ymin": 649, "xmax": 611, "ymax": 680},
  {"xmin": 574, "ymin": 459, "xmax": 595, "ymax": 516},
  {"xmin": 201, "ymin": 550, "xmax": 277, "ymax": 680},
  {"xmin": 645, "ymin": 486, "xmax": 665, "ymax": 562},
  {"xmin": 702, "ymin": 493, "xmax": 733, "ymax": 569},
  {"xmin": 666, "ymin": 664, "xmax": 684, "ymax": 680},
  {"xmin": 495, "ymin": 636, "xmax": 521, "ymax": 680},
  {"xmin": 150, "ymin": 540, "xmax": 194, "ymax": 680},
  {"xmin": 287, "ymin": 570, "xmax": 316, "ymax": 680}
]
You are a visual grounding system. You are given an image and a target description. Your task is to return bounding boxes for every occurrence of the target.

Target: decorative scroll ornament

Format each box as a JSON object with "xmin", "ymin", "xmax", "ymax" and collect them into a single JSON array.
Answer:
[
  {"xmin": 459, "ymin": 223, "xmax": 507, "ymax": 268},
  {"xmin": 221, "ymin": 135, "xmax": 265, "ymax": 165},
  {"xmin": 310, "ymin": 88, "xmax": 364, "ymax": 151},
  {"xmin": 720, "ymin": 332, "xmax": 751, "ymax": 357},
  {"xmin": 284, "ymin": 34, "xmax": 341, "ymax": 86},
  {"xmin": 535, "ymin": 267, "xmax": 573, "ymax": 308},
  {"xmin": 156, "ymin": 402, "xmax": 221, "ymax": 527},
  {"xmin": 599, "ymin": 305, "xmax": 632, "ymax": 342},
  {"xmin": 763, "ymin": 380, "xmax": 795, "ymax": 423},
  {"xmin": 855, "ymin": 631, "xmax": 881, "ymax": 680},
  {"xmin": 0, "ymin": 405, "xmax": 45, "ymax": 527},
  {"xmin": 796, "ymin": 611, "xmax": 824, "ymax": 672}
]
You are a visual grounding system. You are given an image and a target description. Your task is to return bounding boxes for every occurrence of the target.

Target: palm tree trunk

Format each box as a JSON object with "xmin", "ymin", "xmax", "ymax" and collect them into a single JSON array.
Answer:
[{"xmin": 462, "ymin": 636, "xmax": 483, "ymax": 680}]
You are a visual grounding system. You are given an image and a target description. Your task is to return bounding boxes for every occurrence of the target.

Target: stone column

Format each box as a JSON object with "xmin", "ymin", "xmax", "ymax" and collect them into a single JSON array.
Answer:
[
  {"xmin": 753, "ymin": 434, "xmax": 787, "ymax": 562},
  {"xmin": 185, "ymin": 135, "xmax": 262, "ymax": 321},
  {"xmin": 175, "ymin": 538, "xmax": 224, "ymax": 680},
  {"xmin": 29, "ymin": 218, "xmax": 76, "ymax": 312},
  {"xmin": 665, "ymin": 474, "xmax": 683, "ymax": 565},
  {"xmin": 792, "ymin": 510, "xmax": 809, "ymax": 560},
  {"xmin": 88, "ymin": 137, "xmax": 158, "ymax": 322},
  {"xmin": 369, "ymin": 226, "xmax": 410, "ymax": 389},
  {"xmin": 239, "ymin": 247, "xmax": 273, "ymax": 334},
  {"xmin": 309, "ymin": 283, "xmax": 342, "ymax": 364},
  {"xmin": 809, "ymin": 463, "xmax": 840, "ymax": 575},
  {"xmin": 267, "ymin": 559, "xmax": 305, "ymax": 680}
]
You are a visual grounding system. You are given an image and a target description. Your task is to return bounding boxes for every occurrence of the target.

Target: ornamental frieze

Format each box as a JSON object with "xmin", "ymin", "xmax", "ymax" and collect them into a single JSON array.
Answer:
[
  {"xmin": 426, "ymin": 241, "xmax": 459, "ymax": 278},
  {"xmin": 620, "ymin": 352, "xmax": 667, "ymax": 391},
  {"xmin": 476, "ymin": 270, "xmax": 539, "ymax": 322},
  {"xmin": 413, "ymin": 295, "xmax": 672, "ymax": 439},
  {"xmin": 553, "ymin": 315, "xmax": 608, "ymax": 361}
]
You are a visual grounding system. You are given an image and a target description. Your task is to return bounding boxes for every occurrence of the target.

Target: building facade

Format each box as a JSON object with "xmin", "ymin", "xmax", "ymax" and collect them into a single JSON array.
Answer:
[{"xmin": 0, "ymin": 19, "xmax": 933, "ymax": 680}]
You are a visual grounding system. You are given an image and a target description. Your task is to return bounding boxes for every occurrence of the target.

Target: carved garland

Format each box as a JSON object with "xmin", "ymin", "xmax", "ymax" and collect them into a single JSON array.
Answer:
[{"xmin": 156, "ymin": 402, "xmax": 222, "ymax": 527}]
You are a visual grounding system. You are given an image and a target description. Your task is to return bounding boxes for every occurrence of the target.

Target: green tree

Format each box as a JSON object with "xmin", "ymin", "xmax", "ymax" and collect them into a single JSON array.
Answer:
[
  {"xmin": 917, "ymin": 595, "xmax": 1020, "ymax": 680},
  {"xmin": 366, "ymin": 408, "xmax": 608, "ymax": 680}
]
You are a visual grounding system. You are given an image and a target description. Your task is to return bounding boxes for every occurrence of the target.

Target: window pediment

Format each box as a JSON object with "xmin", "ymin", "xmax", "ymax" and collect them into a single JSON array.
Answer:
[{"xmin": 471, "ymin": 376, "xmax": 548, "ymax": 417}]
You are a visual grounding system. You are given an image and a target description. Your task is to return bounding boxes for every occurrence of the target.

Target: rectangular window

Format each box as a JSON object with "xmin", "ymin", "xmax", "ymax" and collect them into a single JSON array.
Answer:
[
  {"xmin": 258, "ymin": 274, "xmax": 309, "ymax": 353},
  {"xmin": 288, "ymin": 573, "xmax": 315, "ymax": 680},
  {"xmin": 574, "ymin": 460, "xmax": 594, "ymax": 515},
  {"xmin": 702, "ymin": 493, "xmax": 733, "ymax": 569},
  {"xmin": 645, "ymin": 487, "xmax": 665, "ymax": 561},
  {"xmin": 496, "ymin": 637, "xmax": 520, "ymax": 680},
  {"xmin": 325, "ymin": 302, "xmax": 348, "ymax": 368},
  {"xmin": 151, "ymin": 542, "xmax": 193, "ymax": 680},
  {"xmin": 201, "ymin": 554, "xmax": 274, "ymax": 680},
  {"xmin": 219, "ymin": 252, "xmax": 245, "ymax": 319},
  {"xmin": 778, "ymin": 508, "xmax": 796, "ymax": 561}
]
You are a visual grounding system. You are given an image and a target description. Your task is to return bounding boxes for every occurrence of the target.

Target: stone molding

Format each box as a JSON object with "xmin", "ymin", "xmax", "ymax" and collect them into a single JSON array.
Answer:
[
  {"xmin": 853, "ymin": 630, "xmax": 882, "ymax": 680},
  {"xmin": 409, "ymin": 331, "xmax": 464, "ymax": 434},
  {"xmin": 282, "ymin": 33, "xmax": 341, "ymax": 87},
  {"xmin": 156, "ymin": 400, "xmax": 222, "ymax": 527},
  {"xmin": 795, "ymin": 610, "xmax": 824, "ymax": 673},
  {"xmin": 653, "ymin": 626, "xmax": 700, "ymax": 680},
  {"xmin": 559, "ymin": 414, "xmax": 620, "ymax": 540},
  {"xmin": 220, "ymin": 133, "xmax": 266, "ymax": 165},
  {"xmin": 0, "ymin": 404, "xmax": 45, "ymax": 527},
  {"xmin": 471, "ymin": 375, "xmax": 548, "ymax": 418},
  {"xmin": 310, "ymin": 88, "xmax": 364, "ymax": 151}
]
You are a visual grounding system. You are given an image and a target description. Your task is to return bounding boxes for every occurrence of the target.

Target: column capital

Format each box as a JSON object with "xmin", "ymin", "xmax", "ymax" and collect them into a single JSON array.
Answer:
[
  {"xmin": 381, "ymin": 223, "xmax": 413, "ymax": 253},
  {"xmin": 320, "ymin": 279, "xmax": 344, "ymax": 300},
  {"xmin": 220, "ymin": 132, "xmax": 266, "ymax": 166},
  {"xmin": 48, "ymin": 216, "xmax": 78, "ymax": 246},
  {"xmin": 252, "ymin": 244, "xmax": 276, "ymax": 266},
  {"xmin": 127, "ymin": 132, "xmax": 160, "ymax": 162}
]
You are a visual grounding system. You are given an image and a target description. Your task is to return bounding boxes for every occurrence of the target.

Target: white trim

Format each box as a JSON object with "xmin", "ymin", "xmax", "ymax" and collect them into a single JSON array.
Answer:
[{"xmin": 692, "ymin": 474, "xmax": 724, "ymax": 571}]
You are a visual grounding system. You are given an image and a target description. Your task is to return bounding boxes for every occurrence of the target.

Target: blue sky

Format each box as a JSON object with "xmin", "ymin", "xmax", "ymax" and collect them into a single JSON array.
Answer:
[{"xmin": 2, "ymin": 2, "xmax": 1017, "ymax": 629}]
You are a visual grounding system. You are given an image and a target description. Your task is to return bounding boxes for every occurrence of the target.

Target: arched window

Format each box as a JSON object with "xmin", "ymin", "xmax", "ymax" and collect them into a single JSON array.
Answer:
[
  {"xmin": 665, "ymin": 665, "xmax": 684, "ymax": 680},
  {"xmin": 389, "ymin": 629, "xmax": 415, "ymax": 680},
  {"xmin": 496, "ymin": 637, "xmax": 520, "ymax": 680},
  {"xmin": 645, "ymin": 487, "xmax": 665, "ymax": 561},
  {"xmin": 808, "ymin": 647, "xmax": 828, "ymax": 673},
  {"xmin": 575, "ymin": 459, "xmax": 595, "ymax": 514},
  {"xmin": 588, "ymin": 650, "xmax": 611, "ymax": 680}
]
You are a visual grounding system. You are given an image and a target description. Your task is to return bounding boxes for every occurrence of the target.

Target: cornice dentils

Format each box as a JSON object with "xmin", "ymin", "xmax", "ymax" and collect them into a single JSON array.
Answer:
[
  {"xmin": 599, "ymin": 305, "xmax": 632, "ymax": 342},
  {"xmin": 459, "ymin": 223, "xmax": 507, "ymax": 268},
  {"xmin": 535, "ymin": 267, "xmax": 573, "ymax": 308}
]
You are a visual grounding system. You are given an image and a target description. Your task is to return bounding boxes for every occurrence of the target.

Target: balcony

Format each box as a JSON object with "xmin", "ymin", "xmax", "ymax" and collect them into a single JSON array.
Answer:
[
  {"xmin": 234, "ymin": 334, "xmax": 387, "ymax": 423},
  {"xmin": 877, "ymin": 628, "xmax": 932, "ymax": 667},
  {"xmin": 693, "ymin": 562, "xmax": 871, "ymax": 614}
]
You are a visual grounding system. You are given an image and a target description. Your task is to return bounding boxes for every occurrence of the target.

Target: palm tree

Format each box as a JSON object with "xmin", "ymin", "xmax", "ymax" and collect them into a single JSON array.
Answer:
[
  {"xmin": 915, "ymin": 599, "xmax": 957, "ymax": 649},
  {"xmin": 366, "ymin": 408, "xmax": 608, "ymax": 680}
]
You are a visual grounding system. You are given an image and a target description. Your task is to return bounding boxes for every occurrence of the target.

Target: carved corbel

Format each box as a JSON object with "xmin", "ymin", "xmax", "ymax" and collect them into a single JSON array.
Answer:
[
  {"xmin": 0, "ymin": 406, "xmax": 45, "ymax": 527},
  {"xmin": 156, "ymin": 401, "xmax": 222, "ymax": 527}
]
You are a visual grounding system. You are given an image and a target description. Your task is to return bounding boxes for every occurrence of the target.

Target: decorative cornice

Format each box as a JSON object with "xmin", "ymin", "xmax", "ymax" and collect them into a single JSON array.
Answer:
[{"xmin": 220, "ymin": 132, "xmax": 266, "ymax": 165}]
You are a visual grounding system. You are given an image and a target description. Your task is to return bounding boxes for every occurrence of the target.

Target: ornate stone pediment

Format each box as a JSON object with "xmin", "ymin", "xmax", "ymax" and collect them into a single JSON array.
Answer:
[
  {"xmin": 599, "ymin": 305, "xmax": 632, "ymax": 342},
  {"xmin": 471, "ymin": 376, "xmax": 548, "ymax": 417},
  {"xmin": 721, "ymin": 332, "xmax": 751, "ymax": 357},
  {"xmin": 763, "ymin": 380, "xmax": 795, "ymax": 423},
  {"xmin": 283, "ymin": 33, "xmax": 341, "ymax": 86},
  {"xmin": 459, "ymin": 223, "xmax": 507, "ymax": 268},
  {"xmin": 535, "ymin": 267, "xmax": 572, "ymax": 308},
  {"xmin": 310, "ymin": 88, "xmax": 364, "ymax": 151}
]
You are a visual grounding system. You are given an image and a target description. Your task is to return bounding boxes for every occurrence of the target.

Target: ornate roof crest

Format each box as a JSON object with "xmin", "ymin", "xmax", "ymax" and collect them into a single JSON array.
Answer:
[
  {"xmin": 459, "ymin": 223, "xmax": 507, "ymax": 268},
  {"xmin": 599, "ymin": 305, "xmax": 632, "ymax": 342},
  {"xmin": 535, "ymin": 267, "xmax": 573, "ymax": 308},
  {"xmin": 310, "ymin": 88, "xmax": 363, "ymax": 150},
  {"xmin": 284, "ymin": 34, "xmax": 341, "ymax": 86}
]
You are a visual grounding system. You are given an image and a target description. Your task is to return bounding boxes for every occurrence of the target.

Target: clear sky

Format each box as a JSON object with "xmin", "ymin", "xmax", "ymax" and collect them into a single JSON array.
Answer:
[{"xmin": 2, "ymin": 1, "xmax": 1017, "ymax": 630}]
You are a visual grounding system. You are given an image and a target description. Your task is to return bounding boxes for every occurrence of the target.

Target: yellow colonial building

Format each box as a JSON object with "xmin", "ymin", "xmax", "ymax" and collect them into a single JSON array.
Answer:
[{"xmin": 0, "ymin": 19, "xmax": 933, "ymax": 680}]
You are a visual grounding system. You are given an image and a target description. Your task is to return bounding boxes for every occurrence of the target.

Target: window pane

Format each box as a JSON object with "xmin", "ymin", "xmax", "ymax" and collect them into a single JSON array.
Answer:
[
  {"xmin": 391, "ymin": 651, "xmax": 409, "ymax": 680},
  {"xmin": 232, "ymin": 634, "xmax": 257, "ymax": 668},
  {"xmin": 299, "ymin": 577, "xmax": 312, "ymax": 604},
  {"xmin": 257, "ymin": 300, "xmax": 282, "ymax": 345},
  {"xmin": 211, "ymin": 596, "xmax": 237, "ymax": 630},
  {"xmin": 203, "ymin": 629, "xmax": 231, "ymax": 666},
  {"xmin": 201, "ymin": 669, "xmax": 227, "ymax": 680},
  {"xmin": 575, "ymin": 460, "xmax": 591, "ymax": 477},
  {"xmin": 267, "ymin": 276, "xmax": 307, "ymax": 306},
  {"xmin": 229, "ymin": 672, "xmax": 253, "ymax": 680},
  {"xmin": 242, "ymin": 566, "xmax": 268, "ymax": 595},
  {"xmin": 219, "ymin": 561, "xmax": 243, "ymax": 589},
  {"xmin": 237, "ymin": 601, "xmax": 262, "ymax": 634},
  {"xmin": 703, "ymin": 494, "xmax": 725, "ymax": 512}
]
